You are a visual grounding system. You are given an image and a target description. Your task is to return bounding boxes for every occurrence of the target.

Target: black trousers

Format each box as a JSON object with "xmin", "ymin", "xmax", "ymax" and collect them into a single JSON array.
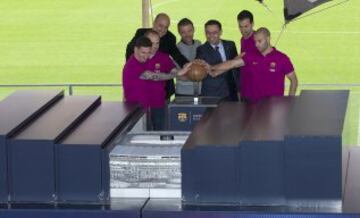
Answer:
[{"xmin": 147, "ymin": 107, "xmax": 166, "ymax": 131}]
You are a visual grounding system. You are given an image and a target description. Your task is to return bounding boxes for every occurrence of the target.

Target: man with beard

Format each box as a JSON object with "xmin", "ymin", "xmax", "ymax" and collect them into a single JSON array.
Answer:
[
  {"xmin": 237, "ymin": 10, "xmax": 258, "ymax": 56},
  {"xmin": 176, "ymin": 18, "xmax": 202, "ymax": 96}
]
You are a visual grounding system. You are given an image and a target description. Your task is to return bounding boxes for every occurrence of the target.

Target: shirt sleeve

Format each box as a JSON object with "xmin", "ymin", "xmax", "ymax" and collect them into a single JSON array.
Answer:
[
  {"xmin": 167, "ymin": 33, "xmax": 189, "ymax": 67},
  {"xmin": 163, "ymin": 54, "xmax": 176, "ymax": 73},
  {"xmin": 282, "ymin": 54, "xmax": 295, "ymax": 75}
]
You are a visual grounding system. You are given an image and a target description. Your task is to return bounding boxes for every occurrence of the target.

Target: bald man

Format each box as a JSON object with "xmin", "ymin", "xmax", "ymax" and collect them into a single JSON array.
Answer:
[
  {"xmin": 210, "ymin": 27, "xmax": 298, "ymax": 103},
  {"xmin": 126, "ymin": 13, "xmax": 189, "ymax": 99}
]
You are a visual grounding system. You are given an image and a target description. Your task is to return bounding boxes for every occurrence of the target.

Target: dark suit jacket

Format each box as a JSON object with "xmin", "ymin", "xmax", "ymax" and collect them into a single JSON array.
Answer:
[
  {"xmin": 125, "ymin": 28, "xmax": 189, "ymax": 99},
  {"xmin": 196, "ymin": 40, "xmax": 239, "ymax": 101}
]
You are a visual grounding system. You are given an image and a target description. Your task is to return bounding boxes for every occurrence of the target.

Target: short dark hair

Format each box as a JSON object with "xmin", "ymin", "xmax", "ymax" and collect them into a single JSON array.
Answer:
[
  {"xmin": 135, "ymin": 36, "xmax": 152, "ymax": 48},
  {"xmin": 237, "ymin": 10, "xmax": 254, "ymax": 23},
  {"xmin": 204, "ymin": 19, "xmax": 222, "ymax": 31},
  {"xmin": 177, "ymin": 18, "xmax": 194, "ymax": 30}
]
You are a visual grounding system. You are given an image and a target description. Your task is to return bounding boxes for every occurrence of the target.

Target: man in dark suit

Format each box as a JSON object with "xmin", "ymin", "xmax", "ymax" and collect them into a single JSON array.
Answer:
[
  {"xmin": 126, "ymin": 13, "xmax": 188, "ymax": 99},
  {"xmin": 196, "ymin": 19, "xmax": 239, "ymax": 101}
]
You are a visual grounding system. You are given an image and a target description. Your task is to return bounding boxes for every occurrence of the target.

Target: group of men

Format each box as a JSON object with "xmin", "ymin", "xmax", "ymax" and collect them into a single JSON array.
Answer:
[{"xmin": 122, "ymin": 11, "xmax": 298, "ymax": 129}]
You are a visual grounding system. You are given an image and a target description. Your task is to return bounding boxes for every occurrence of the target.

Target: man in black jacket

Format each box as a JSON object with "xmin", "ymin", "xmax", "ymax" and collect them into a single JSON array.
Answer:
[
  {"xmin": 126, "ymin": 13, "xmax": 188, "ymax": 99},
  {"xmin": 196, "ymin": 19, "xmax": 239, "ymax": 101}
]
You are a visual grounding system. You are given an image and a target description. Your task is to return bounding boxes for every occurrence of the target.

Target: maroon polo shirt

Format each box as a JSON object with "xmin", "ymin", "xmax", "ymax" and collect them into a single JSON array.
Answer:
[
  {"xmin": 240, "ymin": 33, "xmax": 258, "ymax": 55},
  {"xmin": 241, "ymin": 47, "xmax": 294, "ymax": 103},
  {"xmin": 143, "ymin": 51, "xmax": 176, "ymax": 108},
  {"xmin": 122, "ymin": 54, "xmax": 147, "ymax": 107}
]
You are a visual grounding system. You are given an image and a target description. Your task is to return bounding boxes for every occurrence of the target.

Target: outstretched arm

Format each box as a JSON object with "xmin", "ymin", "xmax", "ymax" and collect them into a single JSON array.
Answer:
[
  {"xmin": 210, "ymin": 57, "xmax": 245, "ymax": 77},
  {"xmin": 140, "ymin": 63, "xmax": 192, "ymax": 81}
]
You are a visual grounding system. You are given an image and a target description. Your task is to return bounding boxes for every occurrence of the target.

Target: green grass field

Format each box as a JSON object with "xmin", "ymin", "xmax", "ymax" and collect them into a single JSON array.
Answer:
[
  {"xmin": 0, "ymin": 0, "xmax": 360, "ymax": 144},
  {"xmin": 1, "ymin": 1, "xmax": 359, "ymax": 91}
]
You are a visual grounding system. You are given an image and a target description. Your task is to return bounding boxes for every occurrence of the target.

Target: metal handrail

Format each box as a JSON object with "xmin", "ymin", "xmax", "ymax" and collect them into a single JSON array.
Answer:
[
  {"xmin": 1, "ymin": 83, "xmax": 360, "ymax": 96},
  {"xmin": 0, "ymin": 83, "xmax": 122, "ymax": 95},
  {"xmin": 294, "ymin": 84, "xmax": 360, "ymax": 87}
]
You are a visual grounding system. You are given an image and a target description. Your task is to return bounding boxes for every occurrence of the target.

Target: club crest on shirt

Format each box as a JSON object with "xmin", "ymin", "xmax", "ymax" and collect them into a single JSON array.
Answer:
[
  {"xmin": 252, "ymin": 61, "xmax": 258, "ymax": 65},
  {"xmin": 269, "ymin": 62, "xmax": 276, "ymax": 72}
]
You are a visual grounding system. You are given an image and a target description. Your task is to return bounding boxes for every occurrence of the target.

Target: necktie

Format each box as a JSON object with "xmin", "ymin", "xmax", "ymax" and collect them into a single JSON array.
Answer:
[
  {"xmin": 215, "ymin": 45, "xmax": 220, "ymax": 55},
  {"xmin": 215, "ymin": 46, "xmax": 224, "ymax": 62}
]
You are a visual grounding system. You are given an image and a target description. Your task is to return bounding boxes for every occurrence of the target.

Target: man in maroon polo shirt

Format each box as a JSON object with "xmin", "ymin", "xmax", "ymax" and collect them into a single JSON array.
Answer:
[
  {"xmin": 237, "ymin": 10, "xmax": 258, "ymax": 56},
  {"xmin": 123, "ymin": 33, "xmax": 190, "ymax": 130},
  {"xmin": 237, "ymin": 10, "xmax": 258, "ymax": 101},
  {"xmin": 122, "ymin": 36, "xmax": 152, "ymax": 107},
  {"xmin": 210, "ymin": 27, "xmax": 298, "ymax": 103},
  {"xmin": 141, "ymin": 30, "xmax": 189, "ymax": 130}
]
